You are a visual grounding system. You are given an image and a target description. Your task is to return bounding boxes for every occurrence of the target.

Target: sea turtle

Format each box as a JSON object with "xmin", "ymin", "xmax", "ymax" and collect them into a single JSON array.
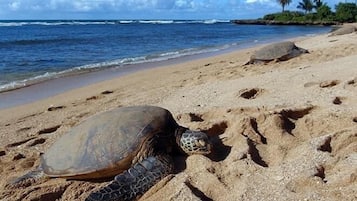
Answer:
[
  {"xmin": 244, "ymin": 41, "xmax": 309, "ymax": 65},
  {"xmin": 12, "ymin": 106, "xmax": 212, "ymax": 201},
  {"xmin": 329, "ymin": 25, "xmax": 356, "ymax": 36}
]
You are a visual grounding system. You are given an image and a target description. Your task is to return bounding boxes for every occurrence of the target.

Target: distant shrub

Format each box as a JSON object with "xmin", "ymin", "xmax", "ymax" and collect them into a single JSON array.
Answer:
[
  {"xmin": 304, "ymin": 13, "xmax": 316, "ymax": 21},
  {"xmin": 261, "ymin": 3, "xmax": 357, "ymax": 24},
  {"xmin": 263, "ymin": 11, "xmax": 304, "ymax": 21},
  {"xmin": 335, "ymin": 3, "xmax": 357, "ymax": 22},
  {"xmin": 316, "ymin": 4, "xmax": 334, "ymax": 20},
  {"xmin": 274, "ymin": 12, "xmax": 294, "ymax": 21},
  {"xmin": 263, "ymin": 13, "xmax": 276, "ymax": 20}
]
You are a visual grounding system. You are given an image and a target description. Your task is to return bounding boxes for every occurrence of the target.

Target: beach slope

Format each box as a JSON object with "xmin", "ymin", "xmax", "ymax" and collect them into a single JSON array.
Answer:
[{"xmin": 0, "ymin": 30, "xmax": 356, "ymax": 201}]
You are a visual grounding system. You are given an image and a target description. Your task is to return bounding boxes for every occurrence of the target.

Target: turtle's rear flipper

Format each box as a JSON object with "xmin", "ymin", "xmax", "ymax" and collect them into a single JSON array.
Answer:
[
  {"xmin": 9, "ymin": 166, "xmax": 45, "ymax": 187},
  {"xmin": 86, "ymin": 155, "xmax": 173, "ymax": 201}
]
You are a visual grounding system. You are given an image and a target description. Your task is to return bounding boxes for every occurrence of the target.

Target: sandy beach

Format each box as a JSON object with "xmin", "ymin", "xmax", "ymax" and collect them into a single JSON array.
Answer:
[{"xmin": 0, "ymin": 26, "xmax": 356, "ymax": 201}]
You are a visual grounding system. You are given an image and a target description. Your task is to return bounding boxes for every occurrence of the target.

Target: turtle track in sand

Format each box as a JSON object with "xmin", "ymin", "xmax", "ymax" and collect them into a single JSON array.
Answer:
[
  {"xmin": 0, "ymin": 104, "xmax": 356, "ymax": 200},
  {"xmin": 141, "ymin": 106, "xmax": 356, "ymax": 201}
]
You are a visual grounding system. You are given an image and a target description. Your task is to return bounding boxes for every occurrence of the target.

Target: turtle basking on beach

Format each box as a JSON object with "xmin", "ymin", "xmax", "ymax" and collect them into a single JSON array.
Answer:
[
  {"xmin": 329, "ymin": 25, "xmax": 356, "ymax": 36},
  {"xmin": 11, "ymin": 106, "xmax": 212, "ymax": 201},
  {"xmin": 244, "ymin": 41, "xmax": 309, "ymax": 65}
]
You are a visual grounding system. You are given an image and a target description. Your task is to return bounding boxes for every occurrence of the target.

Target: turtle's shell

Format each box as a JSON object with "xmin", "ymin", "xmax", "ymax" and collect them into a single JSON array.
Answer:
[
  {"xmin": 329, "ymin": 25, "xmax": 356, "ymax": 36},
  {"xmin": 252, "ymin": 41, "xmax": 304, "ymax": 61},
  {"xmin": 41, "ymin": 106, "xmax": 178, "ymax": 179}
]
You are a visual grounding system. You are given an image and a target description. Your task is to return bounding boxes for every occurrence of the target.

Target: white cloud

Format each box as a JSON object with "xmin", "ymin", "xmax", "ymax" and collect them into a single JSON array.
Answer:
[
  {"xmin": 0, "ymin": 0, "xmax": 348, "ymax": 20},
  {"xmin": 174, "ymin": 0, "xmax": 195, "ymax": 9},
  {"xmin": 244, "ymin": 0, "xmax": 278, "ymax": 8},
  {"xmin": 0, "ymin": 0, "xmax": 266, "ymax": 19},
  {"xmin": 3, "ymin": 0, "xmax": 201, "ymax": 12},
  {"xmin": 72, "ymin": 1, "xmax": 93, "ymax": 11},
  {"xmin": 245, "ymin": 0, "xmax": 272, "ymax": 4},
  {"xmin": 8, "ymin": 1, "xmax": 21, "ymax": 10}
]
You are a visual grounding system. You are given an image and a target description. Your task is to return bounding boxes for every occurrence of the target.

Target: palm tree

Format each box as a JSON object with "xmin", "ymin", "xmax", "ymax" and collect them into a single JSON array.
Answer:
[
  {"xmin": 314, "ymin": 0, "xmax": 323, "ymax": 9},
  {"xmin": 276, "ymin": 0, "xmax": 292, "ymax": 12},
  {"xmin": 297, "ymin": 0, "xmax": 314, "ymax": 14}
]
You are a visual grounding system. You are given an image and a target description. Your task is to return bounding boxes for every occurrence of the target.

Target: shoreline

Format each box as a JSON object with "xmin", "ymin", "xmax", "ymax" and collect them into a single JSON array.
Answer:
[
  {"xmin": 0, "ymin": 45, "xmax": 244, "ymax": 110},
  {"xmin": 231, "ymin": 19, "xmax": 340, "ymax": 26},
  {"xmin": 0, "ymin": 33, "xmax": 318, "ymax": 110}
]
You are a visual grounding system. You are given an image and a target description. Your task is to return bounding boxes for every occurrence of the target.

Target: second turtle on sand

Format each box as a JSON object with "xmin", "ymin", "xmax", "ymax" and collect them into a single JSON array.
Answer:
[{"xmin": 244, "ymin": 41, "xmax": 309, "ymax": 65}]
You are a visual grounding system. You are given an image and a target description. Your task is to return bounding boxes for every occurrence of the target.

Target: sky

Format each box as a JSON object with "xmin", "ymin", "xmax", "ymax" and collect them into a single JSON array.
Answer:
[{"xmin": 0, "ymin": 0, "xmax": 347, "ymax": 20}]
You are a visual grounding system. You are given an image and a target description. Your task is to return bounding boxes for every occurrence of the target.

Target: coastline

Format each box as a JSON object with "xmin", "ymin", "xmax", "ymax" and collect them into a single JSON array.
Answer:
[
  {"xmin": 231, "ymin": 19, "xmax": 340, "ymax": 26},
  {"xmin": 0, "ymin": 43, "xmax": 256, "ymax": 113},
  {"xmin": 0, "ymin": 45, "xmax": 245, "ymax": 109},
  {"xmin": 1, "ymin": 27, "xmax": 356, "ymax": 201},
  {"xmin": 0, "ymin": 32, "xmax": 319, "ymax": 110},
  {"xmin": 0, "ymin": 21, "xmax": 331, "ymax": 105}
]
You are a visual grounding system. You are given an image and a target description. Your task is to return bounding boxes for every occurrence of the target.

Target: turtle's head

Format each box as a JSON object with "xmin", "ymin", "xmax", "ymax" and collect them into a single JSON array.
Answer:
[{"xmin": 177, "ymin": 129, "xmax": 211, "ymax": 155}]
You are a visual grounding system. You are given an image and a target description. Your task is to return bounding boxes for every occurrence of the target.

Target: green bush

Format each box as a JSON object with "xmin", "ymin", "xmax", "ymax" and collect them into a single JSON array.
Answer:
[
  {"xmin": 263, "ymin": 13, "xmax": 276, "ymax": 20},
  {"xmin": 304, "ymin": 13, "xmax": 318, "ymax": 21},
  {"xmin": 261, "ymin": 3, "xmax": 357, "ymax": 23},
  {"xmin": 274, "ymin": 12, "xmax": 294, "ymax": 21},
  {"xmin": 316, "ymin": 4, "xmax": 334, "ymax": 20},
  {"xmin": 263, "ymin": 11, "xmax": 305, "ymax": 21},
  {"xmin": 335, "ymin": 3, "xmax": 357, "ymax": 22}
]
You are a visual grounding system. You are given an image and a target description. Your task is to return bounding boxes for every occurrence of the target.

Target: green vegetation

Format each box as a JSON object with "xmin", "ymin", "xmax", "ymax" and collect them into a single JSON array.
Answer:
[
  {"xmin": 297, "ymin": 0, "xmax": 314, "ymax": 14},
  {"xmin": 335, "ymin": 3, "xmax": 357, "ymax": 22},
  {"xmin": 314, "ymin": 0, "xmax": 323, "ymax": 9},
  {"xmin": 264, "ymin": 1, "xmax": 357, "ymax": 24},
  {"xmin": 316, "ymin": 4, "xmax": 334, "ymax": 21},
  {"xmin": 276, "ymin": 0, "xmax": 293, "ymax": 12}
]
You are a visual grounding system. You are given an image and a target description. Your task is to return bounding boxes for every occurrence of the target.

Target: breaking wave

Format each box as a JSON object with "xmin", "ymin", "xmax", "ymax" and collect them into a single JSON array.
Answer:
[{"xmin": 0, "ymin": 20, "xmax": 231, "ymax": 27}]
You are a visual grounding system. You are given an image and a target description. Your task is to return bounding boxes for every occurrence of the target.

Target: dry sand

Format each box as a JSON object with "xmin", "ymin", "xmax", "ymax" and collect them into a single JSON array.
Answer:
[{"xmin": 0, "ymin": 27, "xmax": 356, "ymax": 201}]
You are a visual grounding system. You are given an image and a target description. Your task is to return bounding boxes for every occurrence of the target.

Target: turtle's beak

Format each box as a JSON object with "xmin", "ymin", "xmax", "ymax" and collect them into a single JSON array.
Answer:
[
  {"xmin": 193, "ymin": 134, "xmax": 212, "ymax": 155},
  {"xmin": 180, "ymin": 130, "xmax": 211, "ymax": 155},
  {"xmin": 193, "ymin": 138, "xmax": 211, "ymax": 155},
  {"xmin": 196, "ymin": 139, "xmax": 206, "ymax": 147}
]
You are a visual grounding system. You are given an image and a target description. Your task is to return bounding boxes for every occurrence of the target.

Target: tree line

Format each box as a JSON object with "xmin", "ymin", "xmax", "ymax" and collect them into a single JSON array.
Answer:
[{"xmin": 266, "ymin": 0, "xmax": 357, "ymax": 23}]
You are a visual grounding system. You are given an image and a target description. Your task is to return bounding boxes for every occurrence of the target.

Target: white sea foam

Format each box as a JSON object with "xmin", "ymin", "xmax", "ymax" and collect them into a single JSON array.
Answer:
[
  {"xmin": 138, "ymin": 20, "xmax": 175, "ymax": 24},
  {"xmin": 0, "ymin": 21, "xmax": 115, "ymax": 27},
  {"xmin": 0, "ymin": 20, "xmax": 230, "ymax": 27},
  {"xmin": 305, "ymin": 34, "xmax": 317, "ymax": 37},
  {"xmin": 119, "ymin": 20, "xmax": 135, "ymax": 24},
  {"xmin": 0, "ymin": 72, "xmax": 59, "ymax": 92},
  {"xmin": 203, "ymin": 19, "xmax": 230, "ymax": 24}
]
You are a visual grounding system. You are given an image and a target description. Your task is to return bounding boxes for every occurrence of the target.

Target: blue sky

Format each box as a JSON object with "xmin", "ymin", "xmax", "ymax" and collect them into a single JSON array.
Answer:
[{"xmin": 0, "ymin": 0, "xmax": 345, "ymax": 20}]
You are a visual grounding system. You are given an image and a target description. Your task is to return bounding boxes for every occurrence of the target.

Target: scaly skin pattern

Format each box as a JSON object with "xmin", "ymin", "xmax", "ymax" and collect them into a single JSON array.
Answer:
[
  {"xmin": 85, "ymin": 155, "xmax": 173, "ymax": 201},
  {"xmin": 179, "ymin": 130, "xmax": 211, "ymax": 155},
  {"xmin": 10, "ymin": 167, "xmax": 45, "ymax": 186}
]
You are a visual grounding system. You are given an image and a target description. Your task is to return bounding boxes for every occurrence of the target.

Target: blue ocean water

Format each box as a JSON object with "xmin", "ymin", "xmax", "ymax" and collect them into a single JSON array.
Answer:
[{"xmin": 0, "ymin": 20, "xmax": 331, "ymax": 92}]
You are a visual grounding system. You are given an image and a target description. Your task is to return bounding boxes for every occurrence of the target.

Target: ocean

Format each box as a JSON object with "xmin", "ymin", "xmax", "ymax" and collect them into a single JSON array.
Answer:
[{"xmin": 0, "ymin": 20, "xmax": 331, "ymax": 93}]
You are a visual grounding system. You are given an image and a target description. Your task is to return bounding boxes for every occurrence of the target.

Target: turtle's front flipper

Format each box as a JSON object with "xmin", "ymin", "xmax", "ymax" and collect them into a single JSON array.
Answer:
[{"xmin": 86, "ymin": 155, "xmax": 173, "ymax": 201}]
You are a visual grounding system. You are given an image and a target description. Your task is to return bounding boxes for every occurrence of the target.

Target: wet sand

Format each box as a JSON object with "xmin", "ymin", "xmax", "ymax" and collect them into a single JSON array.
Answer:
[
  {"xmin": 0, "ymin": 49, "xmax": 234, "ymax": 109},
  {"xmin": 0, "ymin": 26, "xmax": 356, "ymax": 201}
]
